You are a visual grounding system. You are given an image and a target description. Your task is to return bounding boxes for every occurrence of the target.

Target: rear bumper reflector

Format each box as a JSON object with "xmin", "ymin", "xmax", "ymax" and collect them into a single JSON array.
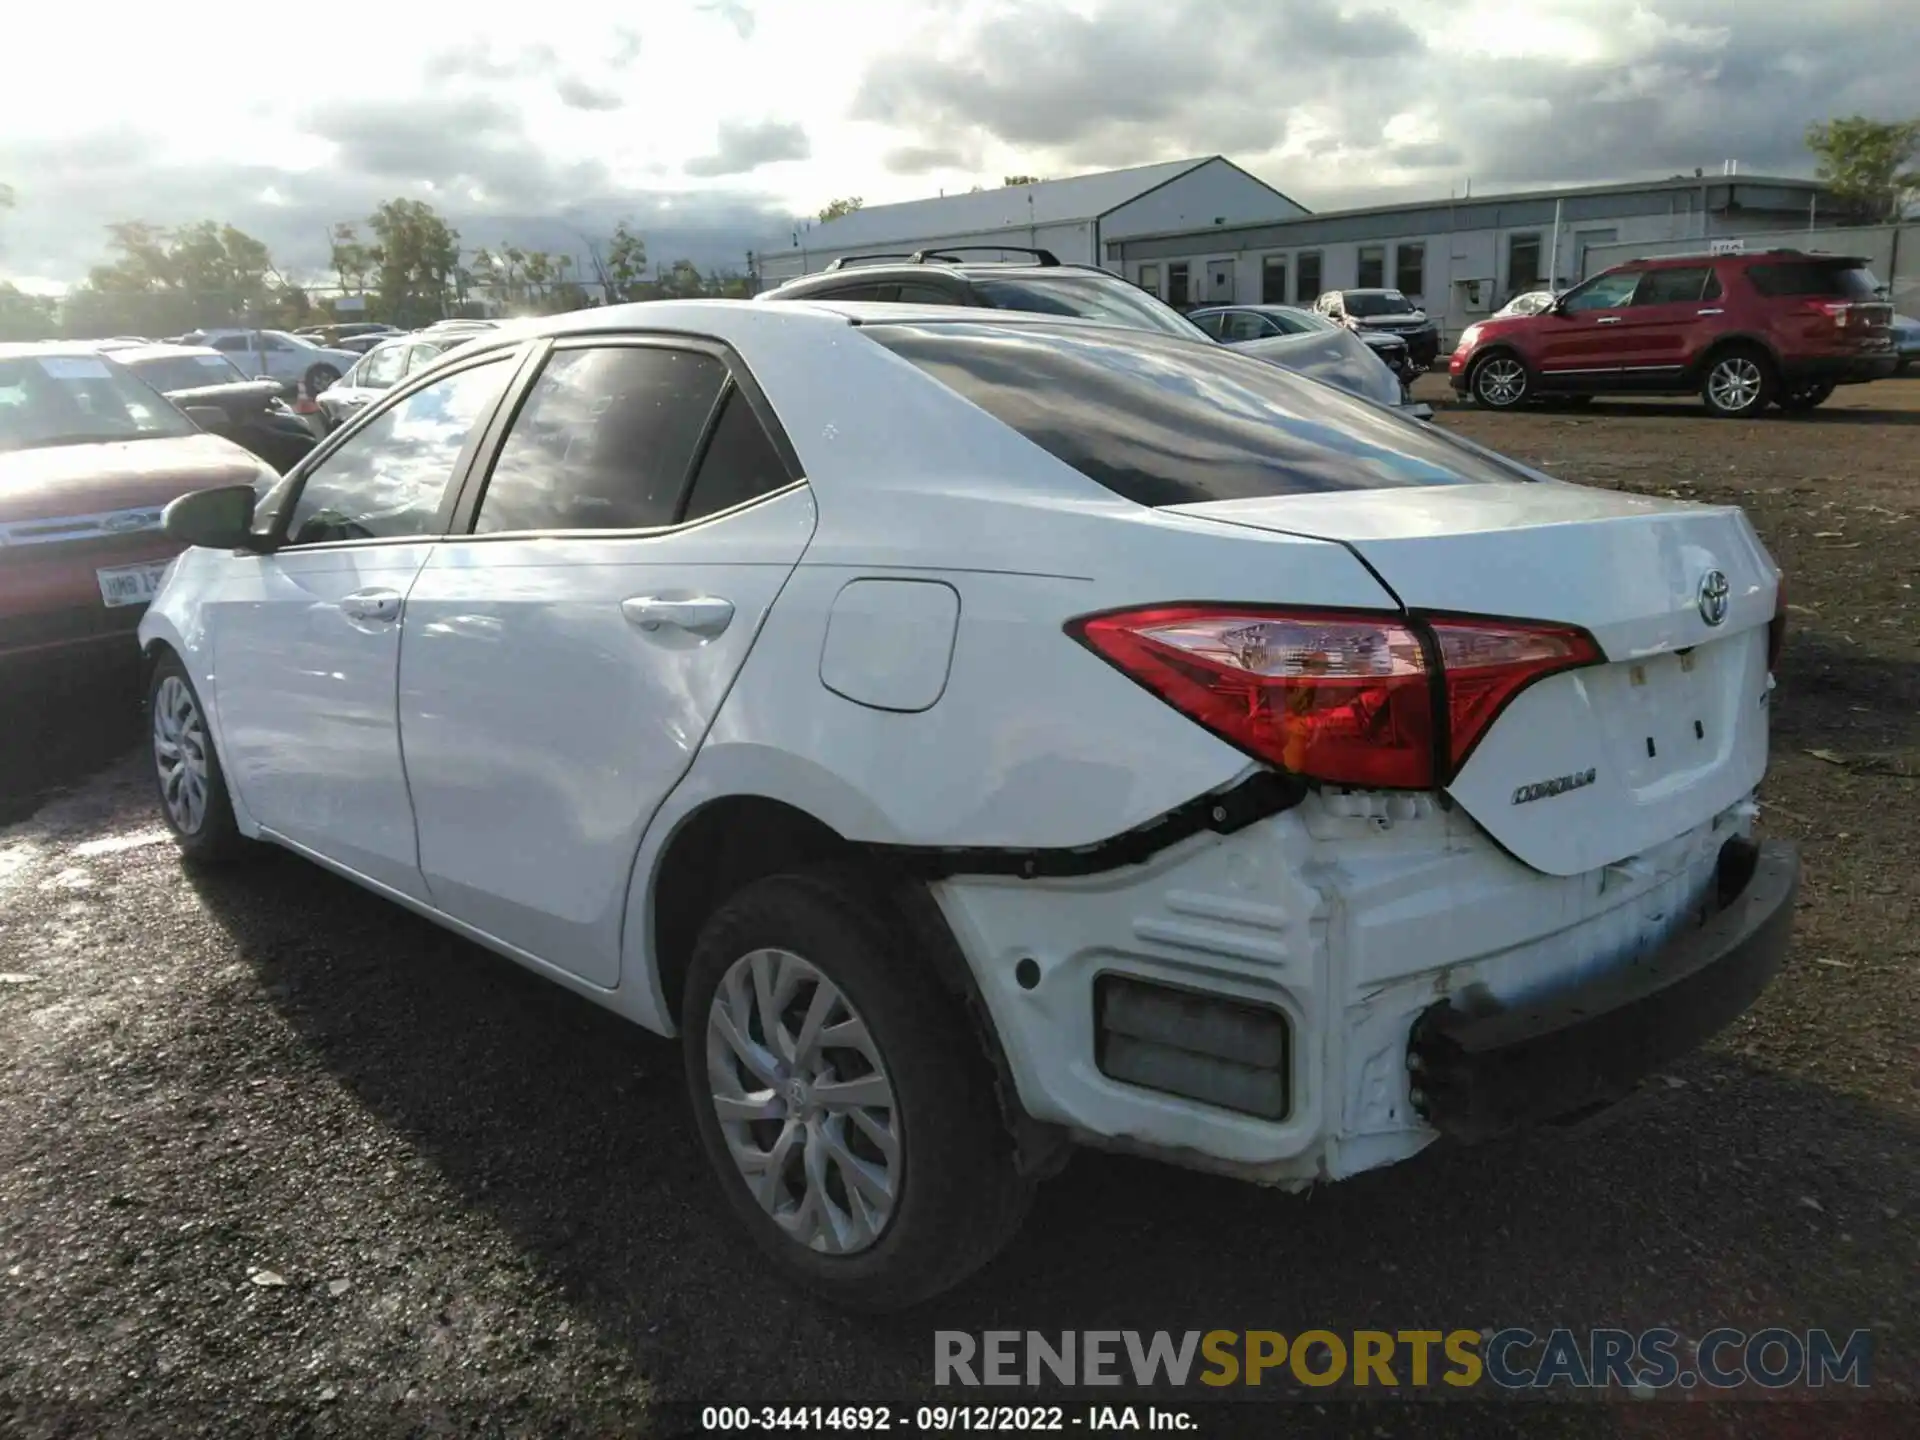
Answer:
[
  {"xmin": 1095, "ymin": 976, "xmax": 1291, "ymax": 1121},
  {"xmin": 1408, "ymin": 836, "xmax": 1799, "ymax": 1141}
]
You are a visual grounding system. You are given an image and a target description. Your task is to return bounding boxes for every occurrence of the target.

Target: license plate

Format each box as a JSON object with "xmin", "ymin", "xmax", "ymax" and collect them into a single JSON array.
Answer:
[{"xmin": 96, "ymin": 560, "xmax": 170, "ymax": 608}]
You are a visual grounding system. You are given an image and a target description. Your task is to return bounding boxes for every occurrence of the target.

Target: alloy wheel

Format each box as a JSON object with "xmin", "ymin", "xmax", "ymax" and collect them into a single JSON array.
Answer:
[
  {"xmin": 1475, "ymin": 357, "xmax": 1527, "ymax": 406},
  {"xmin": 705, "ymin": 947, "xmax": 900, "ymax": 1255},
  {"xmin": 1709, "ymin": 356, "xmax": 1764, "ymax": 413},
  {"xmin": 152, "ymin": 675, "xmax": 209, "ymax": 835}
]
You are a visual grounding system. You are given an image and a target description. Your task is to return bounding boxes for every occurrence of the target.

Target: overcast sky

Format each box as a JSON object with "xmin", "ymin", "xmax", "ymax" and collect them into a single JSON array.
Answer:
[{"xmin": 1, "ymin": 0, "xmax": 1913, "ymax": 292}]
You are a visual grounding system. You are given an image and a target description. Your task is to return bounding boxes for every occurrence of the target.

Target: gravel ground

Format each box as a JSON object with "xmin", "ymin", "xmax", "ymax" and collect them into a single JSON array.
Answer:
[{"xmin": 2, "ymin": 376, "xmax": 1916, "ymax": 1438}]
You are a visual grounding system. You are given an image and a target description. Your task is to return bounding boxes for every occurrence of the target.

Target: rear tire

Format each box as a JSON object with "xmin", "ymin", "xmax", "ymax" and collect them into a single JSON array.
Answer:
[
  {"xmin": 1701, "ymin": 346, "xmax": 1776, "ymax": 418},
  {"xmin": 680, "ymin": 865, "xmax": 1032, "ymax": 1313},
  {"xmin": 304, "ymin": 363, "xmax": 341, "ymax": 394},
  {"xmin": 1469, "ymin": 352, "xmax": 1532, "ymax": 409},
  {"xmin": 147, "ymin": 653, "xmax": 249, "ymax": 865},
  {"xmin": 1777, "ymin": 380, "xmax": 1835, "ymax": 413}
]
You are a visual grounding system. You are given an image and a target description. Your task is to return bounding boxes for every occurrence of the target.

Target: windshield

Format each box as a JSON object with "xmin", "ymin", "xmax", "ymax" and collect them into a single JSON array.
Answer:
[
  {"xmin": 1343, "ymin": 291, "xmax": 1416, "ymax": 317},
  {"xmin": 122, "ymin": 352, "xmax": 253, "ymax": 391},
  {"xmin": 971, "ymin": 276, "xmax": 1210, "ymax": 340},
  {"xmin": 0, "ymin": 354, "xmax": 197, "ymax": 452}
]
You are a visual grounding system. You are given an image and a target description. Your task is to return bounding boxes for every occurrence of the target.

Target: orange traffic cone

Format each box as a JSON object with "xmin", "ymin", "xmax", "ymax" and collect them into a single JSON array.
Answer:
[{"xmin": 292, "ymin": 380, "xmax": 326, "ymax": 438}]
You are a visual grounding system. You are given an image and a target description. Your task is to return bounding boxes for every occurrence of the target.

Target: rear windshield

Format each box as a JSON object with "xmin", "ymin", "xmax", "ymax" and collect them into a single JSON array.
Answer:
[
  {"xmin": 124, "ymin": 353, "xmax": 251, "ymax": 391},
  {"xmin": 1747, "ymin": 261, "xmax": 1883, "ymax": 301},
  {"xmin": 864, "ymin": 321, "xmax": 1524, "ymax": 506},
  {"xmin": 969, "ymin": 276, "xmax": 1208, "ymax": 340}
]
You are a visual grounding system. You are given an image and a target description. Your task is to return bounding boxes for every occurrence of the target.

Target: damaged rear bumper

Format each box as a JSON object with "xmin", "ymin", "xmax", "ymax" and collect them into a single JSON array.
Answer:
[{"xmin": 1407, "ymin": 837, "xmax": 1799, "ymax": 1142}]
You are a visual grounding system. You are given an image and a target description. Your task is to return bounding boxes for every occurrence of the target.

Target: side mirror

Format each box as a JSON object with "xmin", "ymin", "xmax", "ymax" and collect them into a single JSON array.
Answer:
[
  {"xmin": 181, "ymin": 405, "xmax": 231, "ymax": 433},
  {"xmin": 163, "ymin": 484, "xmax": 267, "ymax": 552}
]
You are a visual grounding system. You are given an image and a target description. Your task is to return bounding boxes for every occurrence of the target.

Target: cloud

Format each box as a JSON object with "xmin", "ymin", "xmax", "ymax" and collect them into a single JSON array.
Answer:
[
  {"xmin": 850, "ymin": 0, "xmax": 1910, "ymax": 210},
  {"xmin": 610, "ymin": 27, "xmax": 643, "ymax": 65},
  {"xmin": 684, "ymin": 120, "xmax": 811, "ymax": 178},
  {"xmin": 423, "ymin": 40, "xmax": 560, "ymax": 82},
  {"xmin": 883, "ymin": 144, "xmax": 976, "ymax": 175},
  {"xmin": 699, "ymin": 0, "xmax": 756, "ymax": 39},
  {"xmin": 556, "ymin": 75, "xmax": 625, "ymax": 112}
]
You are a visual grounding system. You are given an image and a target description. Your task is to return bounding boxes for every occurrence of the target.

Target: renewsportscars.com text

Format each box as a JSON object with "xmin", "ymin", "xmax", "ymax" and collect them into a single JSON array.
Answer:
[{"xmin": 934, "ymin": 1328, "xmax": 1872, "ymax": 1392}]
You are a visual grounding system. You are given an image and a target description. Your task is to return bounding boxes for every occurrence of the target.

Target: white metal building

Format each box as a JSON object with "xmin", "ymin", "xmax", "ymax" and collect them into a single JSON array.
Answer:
[
  {"xmin": 1107, "ymin": 175, "xmax": 1846, "ymax": 340},
  {"xmin": 760, "ymin": 157, "xmax": 1305, "ymax": 284}
]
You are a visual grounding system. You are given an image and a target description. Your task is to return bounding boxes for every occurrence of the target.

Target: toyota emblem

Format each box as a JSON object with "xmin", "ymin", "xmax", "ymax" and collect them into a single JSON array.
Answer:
[{"xmin": 1697, "ymin": 569, "xmax": 1730, "ymax": 627}]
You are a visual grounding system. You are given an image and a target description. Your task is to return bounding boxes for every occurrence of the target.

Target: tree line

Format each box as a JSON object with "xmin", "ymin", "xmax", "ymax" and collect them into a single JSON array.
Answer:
[{"xmin": 0, "ymin": 194, "xmax": 756, "ymax": 342}]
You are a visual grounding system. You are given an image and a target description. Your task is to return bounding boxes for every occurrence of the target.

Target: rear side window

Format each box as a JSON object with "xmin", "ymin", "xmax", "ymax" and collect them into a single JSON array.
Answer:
[
  {"xmin": 680, "ymin": 390, "xmax": 794, "ymax": 522},
  {"xmin": 1747, "ymin": 261, "xmax": 1882, "ymax": 300},
  {"xmin": 1632, "ymin": 267, "xmax": 1714, "ymax": 305},
  {"xmin": 474, "ymin": 346, "xmax": 725, "ymax": 533},
  {"xmin": 969, "ymin": 276, "xmax": 1207, "ymax": 340},
  {"xmin": 864, "ymin": 321, "xmax": 1524, "ymax": 506}
]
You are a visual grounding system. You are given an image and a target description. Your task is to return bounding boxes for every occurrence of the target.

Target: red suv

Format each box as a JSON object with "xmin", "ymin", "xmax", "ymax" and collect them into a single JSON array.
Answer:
[{"xmin": 1449, "ymin": 249, "xmax": 1896, "ymax": 417}]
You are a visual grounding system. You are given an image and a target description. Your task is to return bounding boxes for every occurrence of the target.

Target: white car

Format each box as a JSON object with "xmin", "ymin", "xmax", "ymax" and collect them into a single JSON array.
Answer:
[
  {"xmin": 187, "ymin": 328, "xmax": 361, "ymax": 394},
  {"xmin": 139, "ymin": 299, "xmax": 1798, "ymax": 1312}
]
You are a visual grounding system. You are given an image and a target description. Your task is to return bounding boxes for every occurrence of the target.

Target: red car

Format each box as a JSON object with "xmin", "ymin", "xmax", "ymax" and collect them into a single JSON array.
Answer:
[
  {"xmin": 1450, "ymin": 248, "xmax": 1897, "ymax": 418},
  {"xmin": 1, "ymin": 344, "xmax": 270, "ymax": 673}
]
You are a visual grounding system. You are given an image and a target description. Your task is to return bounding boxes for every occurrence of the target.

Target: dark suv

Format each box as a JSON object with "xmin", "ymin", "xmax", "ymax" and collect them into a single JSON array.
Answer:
[
  {"xmin": 757, "ymin": 247, "xmax": 1209, "ymax": 340},
  {"xmin": 1449, "ymin": 248, "xmax": 1896, "ymax": 418},
  {"xmin": 1313, "ymin": 289, "xmax": 1443, "ymax": 367}
]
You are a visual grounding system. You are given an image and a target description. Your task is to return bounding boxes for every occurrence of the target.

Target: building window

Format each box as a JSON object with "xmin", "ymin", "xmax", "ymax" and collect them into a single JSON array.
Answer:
[
  {"xmin": 1167, "ymin": 262, "xmax": 1190, "ymax": 308},
  {"xmin": 1357, "ymin": 245, "xmax": 1386, "ymax": 289},
  {"xmin": 1394, "ymin": 242, "xmax": 1425, "ymax": 300},
  {"xmin": 1507, "ymin": 233, "xmax": 1543, "ymax": 298},
  {"xmin": 1138, "ymin": 264, "xmax": 1160, "ymax": 297},
  {"xmin": 1296, "ymin": 252, "xmax": 1322, "ymax": 305},
  {"xmin": 1261, "ymin": 255, "xmax": 1288, "ymax": 304}
]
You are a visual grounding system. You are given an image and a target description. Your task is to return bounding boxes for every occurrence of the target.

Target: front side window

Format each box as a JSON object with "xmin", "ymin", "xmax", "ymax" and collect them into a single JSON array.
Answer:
[
  {"xmin": 403, "ymin": 342, "xmax": 446, "ymax": 375},
  {"xmin": 894, "ymin": 283, "xmax": 959, "ymax": 305},
  {"xmin": 283, "ymin": 359, "xmax": 511, "ymax": 546},
  {"xmin": 361, "ymin": 345, "xmax": 407, "ymax": 388},
  {"xmin": 865, "ymin": 320, "xmax": 1528, "ymax": 509},
  {"xmin": 0, "ymin": 354, "xmax": 197, "ymax": 452},
  {"xmin": 472, "ymin": 346, "xmax": 726, "ymax": 533},
  {"xmin": 1357, "ymin": 246, "xmax": 1386, "ymax": 289},
  {"xmin": 1561, "ymin": 270, "xmax": 1642, "ymax": 313},
  {"xmin": 1220, "ymin": 312, "xmax": 1272, "ymax": 343},
  {"xmin": 211, "ymin": 335, "xmax": 252, "ymax": 354}
]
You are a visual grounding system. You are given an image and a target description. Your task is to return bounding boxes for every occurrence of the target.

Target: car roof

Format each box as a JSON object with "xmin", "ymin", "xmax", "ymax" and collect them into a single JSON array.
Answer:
[
  {"xmin": 770, "ymin": 261, "xmax": 1115, "ymax": 292},
  {"xmin": 112, "ymin": 343, "xmax": 229, "ymax": 362},
  {"xmin": 0, "ymin": 340, "xmax": 131, "ymax": 361}
]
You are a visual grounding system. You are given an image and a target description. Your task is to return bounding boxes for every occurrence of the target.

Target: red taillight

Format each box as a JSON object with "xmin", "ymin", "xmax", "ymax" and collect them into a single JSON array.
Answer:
[
  {"xmin": 1072, "ymin": 606, "xmax": 1600, "ymax": 790},
  {"xmin": 1428, "ymin": 618, "xmax": 1603, "ymax": 771},
  {"xmin": 1768, "ymin": 572, "xmax": 1787, "ymax": 672},
  {"xmin": 1803, "ymin": 300, "xmax": 1852, "ymax": 324}
]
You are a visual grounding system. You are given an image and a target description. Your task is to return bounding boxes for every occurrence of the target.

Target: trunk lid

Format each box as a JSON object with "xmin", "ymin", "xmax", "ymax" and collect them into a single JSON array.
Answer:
[{"xmin": 1166, "ymin": 481, "xmax": 1779, "ymax": 876}]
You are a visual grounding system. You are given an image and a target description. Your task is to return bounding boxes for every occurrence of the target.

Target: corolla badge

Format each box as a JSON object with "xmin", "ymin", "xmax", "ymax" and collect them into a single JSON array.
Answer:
[
  {"xmin": 1697, "ymin": 569, "xmax": 1731, "ymax": 627},
  {"xmin": 1512, "ymin": 768, "xmax": 1597, "ymax": 806}
]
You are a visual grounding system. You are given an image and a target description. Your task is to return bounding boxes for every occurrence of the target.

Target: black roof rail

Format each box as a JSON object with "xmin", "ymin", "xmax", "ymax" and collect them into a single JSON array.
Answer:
[
  {"xmin": 823, "ymin": 252, "xmax": 918, "ymax": 272},
  {"xmin": 909, "ymin": 245, "xmax": 1060, "ymax": 266},
  {"xmin": 1624, "ymin": 245, "xmax": 1812, "ymax": 264}
]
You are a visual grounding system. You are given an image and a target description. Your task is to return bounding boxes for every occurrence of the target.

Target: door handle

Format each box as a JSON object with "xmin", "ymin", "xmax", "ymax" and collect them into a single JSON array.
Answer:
[
  {"xmin": 622, "ymin": 595, "xmax": 734, "ymax": 639},
  {"xmin": 1697, "ymin": 308, "xmax": 1725, "ymax": 316},
  {"xmin": 341, "ymin": 588, "xmax": 402, "ymax": 623},
  {"xmin": 1595, "ymin": 316, "xmax": 1621, "ymax": 325}
]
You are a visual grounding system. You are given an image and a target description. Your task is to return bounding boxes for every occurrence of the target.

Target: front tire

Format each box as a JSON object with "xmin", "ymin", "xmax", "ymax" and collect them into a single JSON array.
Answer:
[
  {"xmin": 1701, "ymin": 347, "xmax": 1776, "ymax": 418},
  {"xmin": 1469, "ymin": 352, "xmax": 1531, "ymax": 409},
  {"xmin": 148, "ymin": 653, "xmax": 248, "ymax": 864},
  {"xmin": 681, "ymin": 866, "xmax": 1031, "ymax": 1313}
]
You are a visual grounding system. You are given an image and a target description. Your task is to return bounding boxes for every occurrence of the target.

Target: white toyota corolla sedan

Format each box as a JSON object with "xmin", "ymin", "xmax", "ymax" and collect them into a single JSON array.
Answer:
[{"xmin": 139, "ymin": 299, "xmax": 1798, "ymax": 1312}]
